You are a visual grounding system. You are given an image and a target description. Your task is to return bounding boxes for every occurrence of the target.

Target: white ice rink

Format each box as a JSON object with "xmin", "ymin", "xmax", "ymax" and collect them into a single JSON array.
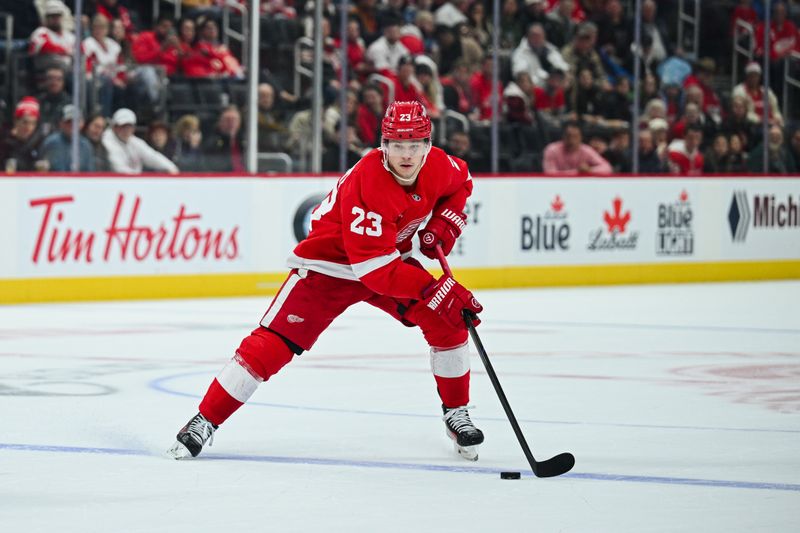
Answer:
[{"xmin": 1, "ymin": 281, "xmax": 799, "ymax": 532}]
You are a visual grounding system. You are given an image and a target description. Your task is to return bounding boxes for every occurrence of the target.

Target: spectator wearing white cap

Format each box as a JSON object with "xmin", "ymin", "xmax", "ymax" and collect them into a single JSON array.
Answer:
[
  {"xmin": 29, "ymin": 0, "xmax": 75, "ymax": 72},
  {"xmin": 102, "ymin": 109, "xmax": 179, "ymax": 174},
  {"xmin": 732, "ymin": 61, "xmax": 784, "ymax": 127}
]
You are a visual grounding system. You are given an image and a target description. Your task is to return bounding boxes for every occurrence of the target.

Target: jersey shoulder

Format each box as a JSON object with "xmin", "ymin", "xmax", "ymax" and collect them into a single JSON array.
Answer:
[
  {"xmin": 421, "ymin": 146, "xmax": 470, "ymax": 189},
  {"xmin": 427, "ymin": 146, "xmax": 468, "ymax": 176}
]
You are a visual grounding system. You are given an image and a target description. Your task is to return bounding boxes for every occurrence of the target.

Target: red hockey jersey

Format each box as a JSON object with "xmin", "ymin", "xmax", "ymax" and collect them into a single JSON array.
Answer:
[
  {"xmin": 667, "ymin": 139, "xmax": 704, "ymax": 176},
  {"xmin": 289, "ymin": 147, "xmax": 473, "ymax": 300},
  {"xmin": 29, "ymin": 27, "xmax": 75, "ymax": 57}
]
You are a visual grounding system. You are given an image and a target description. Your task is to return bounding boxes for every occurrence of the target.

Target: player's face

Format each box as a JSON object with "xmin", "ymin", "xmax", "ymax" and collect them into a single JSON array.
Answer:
[{"xmin": 384, "ymin": 139, "xmax": 428, "ymax": 182}]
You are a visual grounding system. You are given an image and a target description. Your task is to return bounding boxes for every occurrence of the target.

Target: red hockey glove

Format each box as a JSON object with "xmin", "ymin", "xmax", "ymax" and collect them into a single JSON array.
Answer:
[
  {"xmin": 406, "ymin": 275, "xmax": 483, "ymax": 330},
  {"xmin": 418, "ymin": 208, "xmax": 467, "ymax": 259}
]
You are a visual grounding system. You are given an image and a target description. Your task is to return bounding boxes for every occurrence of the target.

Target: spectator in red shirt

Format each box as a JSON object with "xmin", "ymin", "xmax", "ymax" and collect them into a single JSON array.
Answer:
[
  {"xmin": 755, "ymin": 1, "xmax": 797, "ymax": 97},
  {"xmin": 334, "ymin": 19, "xmax": 368, "ymax": 82},
  {"xmin": 183, "ymin": 18, "xmax": 244, "ymax": 79},
  {"xmin": 131, "ymin": 15, "xmax": 180, "ymax": 76},
  {"xmin": 755, "ymin": 1, "xmax": 797, "ymax": 61},
  {"xmin": 533, "ymin": 67, "xmax": 567, "ymax": 129},
  {"xmin": 671, "ymin": 102, "xmax": 700, "ymax": 140},
  {"xmin": 29, "ymin": 0, "xmax": 75, "ymax": 71},
  {"xmin": 399, "ymin": 19, "xmax": 426, "ymax": 56},
  {"xmin": 392, "ymin": 55, "xmax": 426, "ymax": 105},
  {"xmin": 683, "ymin": 58, "xmax": 722, "ymax": 124},
  {"xmin": 178, "ymin": 17, "xmax": 197, "ymax": 56},
  {"xmin": 545, "ymin": 0, "xmax": 586, "ymax": 22},
  {"xmin": 667, "ymin": 124, "xmax": 704, "ymax": 175},
  {"xmin": 731, "ymin": 0, "xmax": 758, "ymax": 36},
  {"xmin": 356, "ymin": 83, "xmax": 385, "ymax": 147},
  {"xmin": 470, "ymin": 56, "xmax": 504, "ymax": 121},
  {"xmin": 441, "ymin": 60, "xmax": 476, "ymax": 117}
]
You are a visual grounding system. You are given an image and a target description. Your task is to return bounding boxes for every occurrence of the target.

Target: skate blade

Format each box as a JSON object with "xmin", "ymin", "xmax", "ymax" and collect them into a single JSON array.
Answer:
[
  {"xmin": 454, "ymin": 441, "xmax": 479, "ymax": 461},
  {"xmin": 447, "ymin": 430, "xmax": 479, "ymax": 461},
  {"xmin": 166, "ymin": 441, "xmax": 193, "ymax": 460}
]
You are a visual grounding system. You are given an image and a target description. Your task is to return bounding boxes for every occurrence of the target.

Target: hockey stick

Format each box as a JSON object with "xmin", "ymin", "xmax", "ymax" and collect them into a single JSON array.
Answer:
[{"xmin": 434, "ymin": 245, "xmax": 575, "ymax": 478}]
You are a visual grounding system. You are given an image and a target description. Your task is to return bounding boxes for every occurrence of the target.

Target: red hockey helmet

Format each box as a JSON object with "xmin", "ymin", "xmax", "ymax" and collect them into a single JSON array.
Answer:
[{"xmin": 381, "ymin": 101, "xmax": 432, "ymax": 141}]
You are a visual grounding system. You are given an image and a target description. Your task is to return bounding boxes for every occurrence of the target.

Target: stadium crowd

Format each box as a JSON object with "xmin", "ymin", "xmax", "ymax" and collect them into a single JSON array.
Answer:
[{"xmin": 2, "ymin": 0, "xmax": 800, "ymax": 174}]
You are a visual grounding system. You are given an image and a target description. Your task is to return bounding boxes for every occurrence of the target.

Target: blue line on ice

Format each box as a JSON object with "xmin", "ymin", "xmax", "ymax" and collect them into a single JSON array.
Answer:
[
  {"xmin": 148, "ymin": 372, "xmax": 800, "ymax": 434},
  {"xmin": 1, "ymin": 442, "xmax": 798, "ymax": 492}
]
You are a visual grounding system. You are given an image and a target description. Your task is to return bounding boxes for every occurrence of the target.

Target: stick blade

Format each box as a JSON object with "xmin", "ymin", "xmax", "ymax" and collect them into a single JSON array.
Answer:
[{"xmin": 534, "ymin": 452, "xmax": 575, "ymax": 478}]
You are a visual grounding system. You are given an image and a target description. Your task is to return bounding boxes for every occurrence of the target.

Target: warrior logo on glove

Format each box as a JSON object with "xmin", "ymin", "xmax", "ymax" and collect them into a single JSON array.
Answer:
[
  {"xmin": 406, "ymin": 276, "xmax": 483, "ymax": 330},
  {"xmin": 419, "ymin": 208, "xmax": 467, "ymax": 258}
]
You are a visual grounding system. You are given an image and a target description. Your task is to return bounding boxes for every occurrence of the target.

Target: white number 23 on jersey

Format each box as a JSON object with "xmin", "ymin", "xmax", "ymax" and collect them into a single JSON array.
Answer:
[{"xmin": 350, "ymin": 206, "xmax": 382, "ymax": 237}]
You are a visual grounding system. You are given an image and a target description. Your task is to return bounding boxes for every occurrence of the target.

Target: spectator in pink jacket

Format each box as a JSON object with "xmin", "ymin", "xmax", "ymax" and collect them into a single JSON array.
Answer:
[{"xmin": 543, "ymin": 121, "xmax": 612, "ymax": 174}]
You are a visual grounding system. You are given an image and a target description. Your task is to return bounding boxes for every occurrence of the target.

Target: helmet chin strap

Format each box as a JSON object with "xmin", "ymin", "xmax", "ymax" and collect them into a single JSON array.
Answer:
[{"xmin": 381, "ymin": 141, "xmax": 432, "ymax": 186}]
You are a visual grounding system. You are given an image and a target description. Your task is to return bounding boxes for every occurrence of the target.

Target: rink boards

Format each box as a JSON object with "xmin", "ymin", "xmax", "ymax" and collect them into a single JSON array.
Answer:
[{"xmin": 0, "ymin": 174, "xmax": 798, "ymax": 303}]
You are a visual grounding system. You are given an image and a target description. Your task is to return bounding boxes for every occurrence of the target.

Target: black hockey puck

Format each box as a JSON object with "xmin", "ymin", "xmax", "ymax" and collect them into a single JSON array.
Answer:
[{"xmin": 500, "ymin": 471, "xmax": 521, "ymax": 480}]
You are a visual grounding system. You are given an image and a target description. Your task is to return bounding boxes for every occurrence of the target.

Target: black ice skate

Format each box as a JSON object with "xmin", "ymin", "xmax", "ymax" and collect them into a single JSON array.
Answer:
[
  {"xmin": 166, "ymin": 413, "xmax": 218, "ymax": 459},
  {"xmin": 442, "ymin": 404, "xmax": 484, "ymax": 461}
]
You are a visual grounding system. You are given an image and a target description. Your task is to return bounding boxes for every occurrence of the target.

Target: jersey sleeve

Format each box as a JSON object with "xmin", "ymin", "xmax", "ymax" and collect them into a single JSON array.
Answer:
[{"xmin": 339, "ymin": 168, "xmax": 434, "ymax": 300}]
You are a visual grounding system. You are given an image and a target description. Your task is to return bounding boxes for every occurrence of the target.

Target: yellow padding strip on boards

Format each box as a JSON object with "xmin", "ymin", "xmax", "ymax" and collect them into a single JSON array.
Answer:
[
  {"xmin": 0, "ymin": 273, "xmax": 288, "ymax": 304},
  {"xmin": 449, "ymin": 260, "xmax": 800, "ymax": 289},
  {"xmin": 1, "ymin": 261, "xmax": 799, "ymax": 304}
]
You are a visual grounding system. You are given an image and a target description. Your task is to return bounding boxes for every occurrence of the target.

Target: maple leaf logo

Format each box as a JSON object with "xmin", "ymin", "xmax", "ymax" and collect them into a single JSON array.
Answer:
[
  {"xmin": 680, "ymin": 190, "xmax": 689, "ymax": 203},
  {"xmin": 550, "ymin": 195, "xmax": 565, "ymax": 212},
  {"xmin": 603, "ymin": 197, "xmax": 631, "ymax": 234}
]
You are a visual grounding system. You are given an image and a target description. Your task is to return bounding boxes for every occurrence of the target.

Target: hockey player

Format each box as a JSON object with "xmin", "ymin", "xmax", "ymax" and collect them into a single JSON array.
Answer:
[{"xmin": 167, "ymin": 101, "xmax": 485, "ymax": 461}]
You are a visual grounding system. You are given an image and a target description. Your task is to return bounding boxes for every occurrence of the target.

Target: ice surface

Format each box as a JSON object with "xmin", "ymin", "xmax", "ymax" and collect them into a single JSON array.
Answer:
[{"xmin": 1, "ymin": 281, "xmax": 798, "ymax": 532}]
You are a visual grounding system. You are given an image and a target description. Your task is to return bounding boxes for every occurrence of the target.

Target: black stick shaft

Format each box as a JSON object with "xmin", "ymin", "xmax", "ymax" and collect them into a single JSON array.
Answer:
[
  {"xmin": 464, "ymin": 314, "xmax": 541, "ymax": 476},
  {"xmin": 435, "ymin": 246, "xmax": 541, "ymax": 475}
]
